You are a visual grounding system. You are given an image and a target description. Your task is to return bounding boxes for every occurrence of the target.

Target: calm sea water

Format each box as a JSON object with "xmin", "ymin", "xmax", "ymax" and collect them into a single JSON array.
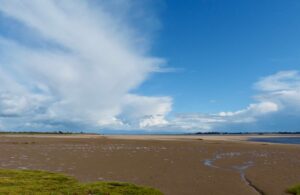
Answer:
[{"xmin": 249, "ymin": 137, "xmax": 300, "ymax": 145}]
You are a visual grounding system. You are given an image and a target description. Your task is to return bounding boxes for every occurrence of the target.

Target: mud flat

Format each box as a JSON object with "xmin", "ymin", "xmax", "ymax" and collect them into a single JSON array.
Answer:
[{"xmin": 0, "ymin": 134, "xmax": 299, "ymax": 195}]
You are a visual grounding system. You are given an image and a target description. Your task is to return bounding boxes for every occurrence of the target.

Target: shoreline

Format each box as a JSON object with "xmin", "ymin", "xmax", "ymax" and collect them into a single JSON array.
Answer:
[{"xmin": 1, "ymin": 133, "xmax": 299, "ymax": 146}]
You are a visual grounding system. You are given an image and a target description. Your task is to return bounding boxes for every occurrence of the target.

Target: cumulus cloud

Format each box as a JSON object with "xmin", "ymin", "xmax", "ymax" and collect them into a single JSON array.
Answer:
[
  {"xmin": 1, "ymin": 1, "xmax": 299, "ymax": 133},
  {"xmin": 166, "ymin": 70, "xmax": 300, "ymax": 132},
  {"xmin": 0, "ymin": 0, "xmax": 171, "ymax": 131}
]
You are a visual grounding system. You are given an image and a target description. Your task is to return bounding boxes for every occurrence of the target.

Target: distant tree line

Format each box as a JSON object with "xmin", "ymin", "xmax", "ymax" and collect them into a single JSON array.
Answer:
[{"xmin": 0, "ymin": 131, "xmax": 99, "ymax": 135}]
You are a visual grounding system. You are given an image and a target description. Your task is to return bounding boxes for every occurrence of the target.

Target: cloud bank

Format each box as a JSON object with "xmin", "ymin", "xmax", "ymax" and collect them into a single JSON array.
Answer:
[
  {"xmin": 0, "ymin": 1, "xmax": 299, "ymax": 133},
  {"xmin": 0, "ymin": 0, "xmax": 171, "ymax": 131},
  {"xmin": 165, "ymin": 70, "xmax": 300, "ymax": 132}
]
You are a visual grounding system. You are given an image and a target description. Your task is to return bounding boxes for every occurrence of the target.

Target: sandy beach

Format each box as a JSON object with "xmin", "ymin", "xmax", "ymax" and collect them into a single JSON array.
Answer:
[{"xmin": 0, "ymin": 134, "xmax": 299, "ymax": 195}]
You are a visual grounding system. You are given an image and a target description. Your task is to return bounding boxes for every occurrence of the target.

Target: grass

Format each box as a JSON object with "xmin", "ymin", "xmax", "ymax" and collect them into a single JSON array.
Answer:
[
  {"xmin": 288, "ymin": 184, "xmax": 300, "ymax": 195},
  {"xmin": 0, "ymin": 169, "xmax": 163, "ymax": 195}
]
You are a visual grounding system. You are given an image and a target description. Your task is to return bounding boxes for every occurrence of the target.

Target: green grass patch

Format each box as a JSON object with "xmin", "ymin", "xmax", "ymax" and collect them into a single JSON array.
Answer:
[
  {"xmin": 287, "ymin": 184, "xmax": 300, "ymax": 195},
  {"xmin": 0, "ymin": 169, "xmax": 163, "ymax": 195}
]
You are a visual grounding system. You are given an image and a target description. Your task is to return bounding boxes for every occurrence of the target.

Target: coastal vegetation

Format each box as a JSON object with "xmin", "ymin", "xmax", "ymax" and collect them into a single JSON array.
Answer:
[
  {"xmin": 0, "ymin": 131, "xmax": 89, "ymax": 135},
  {"xmin": 0, "ymin": 169, "xmax": 162, "ymax": 195},
  {"xmin": 288, "ymin": 184, "xmax": 300, "ymax": 195}
]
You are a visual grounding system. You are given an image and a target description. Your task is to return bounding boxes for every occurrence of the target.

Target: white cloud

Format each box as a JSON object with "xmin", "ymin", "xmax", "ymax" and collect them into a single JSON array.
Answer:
[
  {"xmin": 255, "ymin": 70, "xmax": 300, "ymax": 92},
  {"xmin": 255, "ymin": 71, "xmax": 300, "ymax": 110},
  {"xmin": 0, "ymin": 0, "xmax": 171, "ymax": 131},
  {"xmin": 1, "ymin": 1, "xmax": 299, "ymax": 133},
  {"xmin": 163, "ymin": 70, "xmax": 300, "ymax": 132}
]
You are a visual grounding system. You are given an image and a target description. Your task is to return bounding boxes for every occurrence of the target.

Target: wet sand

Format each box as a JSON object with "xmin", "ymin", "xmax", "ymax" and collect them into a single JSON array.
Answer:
[{"xmin": 0, "ymin": 134, "xmax": 299, "ymax": 195}]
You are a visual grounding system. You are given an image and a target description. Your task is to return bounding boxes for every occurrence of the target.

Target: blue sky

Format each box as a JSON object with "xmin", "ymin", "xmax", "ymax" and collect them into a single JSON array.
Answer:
[
  {"xmin": 0, "ymin": 0, "xmax": 300, "ymax": 132},
  {"xmin": 138, "ymin": 0, "xmax": 300, "ymax": 113}
]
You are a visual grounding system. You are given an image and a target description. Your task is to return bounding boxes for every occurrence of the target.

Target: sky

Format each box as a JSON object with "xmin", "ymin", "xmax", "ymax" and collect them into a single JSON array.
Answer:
[{"xmin": 0, "ymin": 0, "xmax": 300, "ymax": 133}]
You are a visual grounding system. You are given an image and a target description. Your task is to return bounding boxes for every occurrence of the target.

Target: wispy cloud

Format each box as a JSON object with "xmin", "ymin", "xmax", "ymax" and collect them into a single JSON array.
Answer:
[
  {"xmin": 0, "ymin": 0, "xmax": 171, "ymax": 131},
  {"xmin": 162, "ymin": 70, "xmax": 300, "ymax": 132},
  {"xmin": 1, "ymin": 1, "xmax": 299, "ymax": 133}
]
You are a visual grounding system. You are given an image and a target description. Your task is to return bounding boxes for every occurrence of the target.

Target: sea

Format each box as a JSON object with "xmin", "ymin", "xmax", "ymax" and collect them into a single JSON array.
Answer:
[{"xmin": 249, "ymin": 137, "xmax": 300, "ymax": 145}]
